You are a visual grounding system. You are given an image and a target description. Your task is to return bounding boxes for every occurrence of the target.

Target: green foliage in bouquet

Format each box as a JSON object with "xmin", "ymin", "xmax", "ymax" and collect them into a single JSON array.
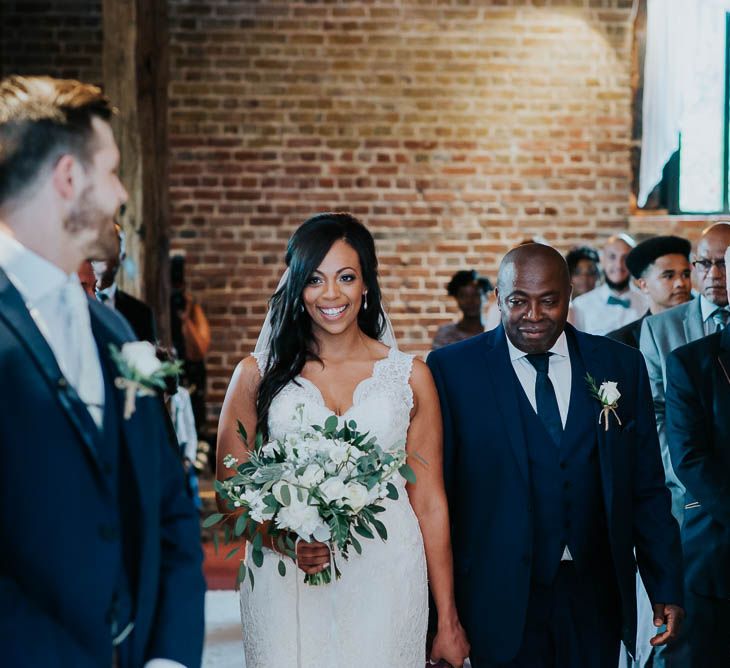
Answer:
[{"xmin": 206, "ymin": 410, "xmax": 416, "ymax": 588}]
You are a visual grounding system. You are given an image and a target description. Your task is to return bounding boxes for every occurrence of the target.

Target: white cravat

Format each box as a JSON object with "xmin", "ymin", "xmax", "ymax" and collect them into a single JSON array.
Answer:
[{"xmin": 0, "ymin": 232, "xmax": 104, "ymax": 427}]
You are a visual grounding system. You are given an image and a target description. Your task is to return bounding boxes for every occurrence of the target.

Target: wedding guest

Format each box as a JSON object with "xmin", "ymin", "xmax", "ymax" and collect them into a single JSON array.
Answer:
[
  {"xmin": 566, "ymin": 246, "xmax": 600, "ymax": 299},
  {"xmin": 428, "ymin": 243, "xmax": 684, "ymax": 667},
  {"xmin": 608, "ymin": 236, "xmax": 692, "ymax": 349},
  {"xmin": 170, "ymin": 254, "xmax": 211, "ymax": 440},
  {"xmin": 640, "ymin": 222, "xmax": 730, "ymax": 524},
  {"xmin": 571, "ymin": 234, "xmax": 648, "ymax": 335},
  {"xmin": 78, "ymin": 258, "xmax": 96, "ymax": 296},
  {"xmin": 432, "ymin": 269, "xmax": 493, "ymax": 350},
  {"xmin": 92, "ymin": 226, "xmax": 157, "ymax": 343},
  {"xmin": 664, "ymin": 243, "xmax": 730, "ymax": 667},
  {"xmin": 0, "ymin": 75, "xmax": 204, "ymax": 667}
]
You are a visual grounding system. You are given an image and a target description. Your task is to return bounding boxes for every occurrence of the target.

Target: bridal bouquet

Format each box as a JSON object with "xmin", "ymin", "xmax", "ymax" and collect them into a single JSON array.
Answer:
[{"xmin": 206, "ymin": 405, "xmax": 415, "ymax": 587}]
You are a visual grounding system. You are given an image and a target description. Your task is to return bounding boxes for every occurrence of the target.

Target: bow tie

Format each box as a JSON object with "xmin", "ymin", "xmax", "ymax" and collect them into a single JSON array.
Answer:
[{"xmin": 607, "ymin": 295, "xmax": 631, "ymax": 308}]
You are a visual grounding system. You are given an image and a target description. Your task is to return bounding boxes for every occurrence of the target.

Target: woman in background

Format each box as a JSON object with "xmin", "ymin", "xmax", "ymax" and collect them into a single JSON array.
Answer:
[{"xmin": 432, "ymin": 269, "xmax": 492, "ymax": 350}]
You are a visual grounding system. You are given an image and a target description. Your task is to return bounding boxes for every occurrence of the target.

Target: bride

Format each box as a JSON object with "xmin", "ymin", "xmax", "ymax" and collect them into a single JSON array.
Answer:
[{"xmin": 216, "ymin": 212, "xmax": 470, "ymax": 667}]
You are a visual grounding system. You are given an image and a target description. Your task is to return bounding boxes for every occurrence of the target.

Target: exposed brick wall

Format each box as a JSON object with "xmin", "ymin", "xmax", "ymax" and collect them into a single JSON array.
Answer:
[
  {"xmin": 4, "ymin": 0, "xmax": 707, "ymax": 428},
  {"xmin": 0, "ymin": 1, "xmax": 102, "ymax": 83}
]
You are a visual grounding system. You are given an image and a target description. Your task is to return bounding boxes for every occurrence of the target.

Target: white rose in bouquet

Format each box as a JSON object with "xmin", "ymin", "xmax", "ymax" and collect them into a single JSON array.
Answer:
[
  {"xmin": 342, "ymin": 483, "xmax": 369, "ymax": 514},
  {"xmin": 298, "ymin": 463, "xmax": 325, "ymax": 488},
  {"xmin": 329, "ymin": 442, "xmax": 350, "ymax": 465},
  {"xmin": 276, "ymin": 496, "xmax": 330, "ymax": 541},
  {"xmin": 319, "ymin": 477, "xmax": 347, "ymax": 504},
  {"xmin": 240, "ymin": 489, "xmax": 273, "ymax": 523}
]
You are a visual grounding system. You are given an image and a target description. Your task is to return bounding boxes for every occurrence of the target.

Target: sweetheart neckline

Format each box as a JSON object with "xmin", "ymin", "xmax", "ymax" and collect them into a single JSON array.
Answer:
[{"xmin": 295, "ymin": 347, "xmax": 395, "ymax": 417}]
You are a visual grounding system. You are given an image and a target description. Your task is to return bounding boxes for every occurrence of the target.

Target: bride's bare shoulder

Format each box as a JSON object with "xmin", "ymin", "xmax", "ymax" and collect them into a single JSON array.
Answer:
[{"xmin": 226, "ymin": 356, "xmax": 262, "ymax": 397}]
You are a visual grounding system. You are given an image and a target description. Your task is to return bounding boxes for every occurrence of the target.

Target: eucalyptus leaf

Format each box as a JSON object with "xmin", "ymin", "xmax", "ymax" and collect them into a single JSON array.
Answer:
[
  {"xmin": 248, "ymin": 566, "xmax": 255, "ymax": 589},
  {"xmin": 280, "ymin": 484, "xmax": 291, "ymax": 506},
  {"xmin": 386, "ymin": 483, "xmax": 399, "ymax": 500},
  {"xmin": 234, "ymin": 513, "xmax": 248, "ymax": 537},
  {"xmin": 212, "ymin": 530, "xmax": 220, "ymax": 554},
  {"xmin": 252, "ymin": 546, "xmax": 264, "ymax": 568},
  {"xmin": 372, "ymin": 518, "xmax": 387, "ymax": 541},
  {"xmin": 237, "ymin": 561, "xmax": 246, "ymax": 588},
  {"xmin": 399, "ymin": 463, "xmax": 417, "ymax": 484},
  {"xmin": 202, "ymin": 513, "xmax": 224, "ymax": 528},
  {"xmin": 324, "ymin": 414, "xmax": 339, "ymax": 433},
  {"xmin": 354, "ymin": 523, "xmax": 374, "ymax": 540},
  {"xmin": 224, "ymin": 546, "xmax": 241, "ymax": 560},
  {"xmin": 278, "ymin": 560, "xmax": 287, "ymax": 576}
]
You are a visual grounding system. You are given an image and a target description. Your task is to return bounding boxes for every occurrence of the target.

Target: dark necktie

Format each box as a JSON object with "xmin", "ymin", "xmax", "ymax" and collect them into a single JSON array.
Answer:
[
  {"xmin": 96, "ymin": 291, "xmax": 109, "ymax": 303},
  {"xmin": 526, "ymin": 352, "xmax": 563, "ymax": 446},
  {"xmin": 607, "ymin": 294, "xmax": 631, "ymax": 308},
  {"xmin": 711, "ymin": 308, "xmax": 728, "ymax": 333}
]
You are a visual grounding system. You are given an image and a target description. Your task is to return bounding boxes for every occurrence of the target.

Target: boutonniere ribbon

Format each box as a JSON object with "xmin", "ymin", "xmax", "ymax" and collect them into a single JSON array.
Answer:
[
  {"xmin": 109, "ymin": 342, "xmax": 182, "ymax": 419},
  {"xmin": 585, "ymin": 373, "xmax": 622, "ymax": 431}
]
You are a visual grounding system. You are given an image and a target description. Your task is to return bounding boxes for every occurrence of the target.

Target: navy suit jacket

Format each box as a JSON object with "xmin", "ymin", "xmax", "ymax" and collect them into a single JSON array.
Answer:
[
  {"xmin": 115, "ymin": 289, "xmax": 157, "ymax": 344},
  {"xmin": 427, "ymin": 324, "xmax": 683, "ymax": 663},
  {"xmin": 0, "ymin": 269, "xmax": 205, "ymax": 668},
  {"xmin": 666, "ymin": 328, "xmax": 730, "ymax": 598}
]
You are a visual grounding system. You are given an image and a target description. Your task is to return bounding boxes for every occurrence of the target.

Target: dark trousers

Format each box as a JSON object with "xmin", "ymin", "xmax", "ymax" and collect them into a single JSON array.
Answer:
[
  {"xmin": 471, "ymin": 563, "xmax": 620, "ymax": 668},
  {"xmin": 660, "ymin": 588, "xmax": 730, "ymax": 668}
]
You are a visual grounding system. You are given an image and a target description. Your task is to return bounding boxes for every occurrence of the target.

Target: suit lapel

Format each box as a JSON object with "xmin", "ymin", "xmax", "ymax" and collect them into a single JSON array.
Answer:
[
  {"xmin": 0, "ymin": 268, "xmax": 102, "ymax": 468},
  {"xmin": 89, "ymin": 303, "xmax": 149, "ymax": 497},
  {"xmin": 718, "ymin": 329, "xmax": 730, "ymax": 387},
  {"xmin": 684, "ymin": 297, "xmax": 705, "ymax": 342},
  {"xmin": 570, "ymin": 326, "xmax": 616, "ymax": 514},
  {"xmin": 484, "ymin": 327, "xmax": 529, "ymax": 484}
]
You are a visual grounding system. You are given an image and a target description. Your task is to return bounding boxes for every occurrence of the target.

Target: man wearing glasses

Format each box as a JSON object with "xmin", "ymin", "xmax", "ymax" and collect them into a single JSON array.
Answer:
[{"xmin": 640, "ymin": 223, "xmax": 730, "ymax": 521}]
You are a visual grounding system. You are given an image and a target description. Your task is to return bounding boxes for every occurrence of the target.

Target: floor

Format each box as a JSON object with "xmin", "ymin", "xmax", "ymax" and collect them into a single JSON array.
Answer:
[{"xmin": 203, "ymin": 590, "xmax": 245, "ymax": 668}]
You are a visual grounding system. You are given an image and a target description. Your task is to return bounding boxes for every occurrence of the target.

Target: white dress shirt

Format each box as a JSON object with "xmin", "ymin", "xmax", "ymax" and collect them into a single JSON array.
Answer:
[
  {"xmin": 0, "ymin": 232, "xmax": 104, "ymax": 426},
  {"xmin": 700, "ymin": 294, "xmax": 730, "ymax": 335},
  {"xmin": 506, "ymin": 330, "xmax": 573, "ymax": 559},
  {"xmin": 570, "ymin": 283, "xmax": 648, "ymax": 335}
]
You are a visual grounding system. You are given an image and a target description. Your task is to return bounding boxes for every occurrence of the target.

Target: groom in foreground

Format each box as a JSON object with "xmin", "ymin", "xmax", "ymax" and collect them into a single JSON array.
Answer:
[
  {"xmin": 428, "ymin": 244, "xmax": 684, "ymax": 667},
  {"xmin": 0, "ymin": 76, "xmax": 205, "ymax": 666}
]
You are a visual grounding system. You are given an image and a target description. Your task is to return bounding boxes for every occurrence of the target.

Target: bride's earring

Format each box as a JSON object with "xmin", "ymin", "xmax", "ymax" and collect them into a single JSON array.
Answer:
[
  {"xmin": 299, "ymin": 302, "xmax": 305, "ymax": 313},
  {"xmin": 362, "ymin": 292, "xmax": 368, "ymax": 310}
]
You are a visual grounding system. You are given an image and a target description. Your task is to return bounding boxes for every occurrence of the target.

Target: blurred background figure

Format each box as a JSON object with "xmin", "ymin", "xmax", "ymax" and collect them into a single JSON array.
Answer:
[
  {"xmin": 91, "ymin": 226, "xmax": 157, "ymax": 343},
  {"xmin": 608, "ymin": 235, "xmax": 692, "ymax": 349},
  {"xmin": 570, "ymin": 233, "xmax": 648, "ymax": 335},
  {"xmin": 170, "ymin": 254, "xmax": 211, "ymax": 442},
  {"xmin": 77, "ymin": 260, "xmax": 96, "ymax": 297},
  {"xmin": 565, "ymin": 245, "xmax": 600, "ymax": 299},
  {"xmin": 432, "ymin": 269, "xmax": 493, "ymax": 350}
]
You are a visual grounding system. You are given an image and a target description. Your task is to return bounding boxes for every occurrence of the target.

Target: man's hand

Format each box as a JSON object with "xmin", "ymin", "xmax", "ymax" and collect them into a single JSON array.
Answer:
[{"xmin": 649, "ymin": 603, "xmax": 684, "ymax": 646}]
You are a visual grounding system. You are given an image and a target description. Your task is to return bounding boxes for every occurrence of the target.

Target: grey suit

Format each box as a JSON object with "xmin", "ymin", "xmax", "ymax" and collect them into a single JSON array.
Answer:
[{"xmin": 640, "ymin": 298, "xmax": 705, "ymax": 524}]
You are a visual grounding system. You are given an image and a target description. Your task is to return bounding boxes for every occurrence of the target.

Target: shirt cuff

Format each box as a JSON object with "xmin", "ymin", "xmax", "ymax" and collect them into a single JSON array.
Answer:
[{"xmin": 145, "ymin": 660, "xmax": 187, "ymax": 668}]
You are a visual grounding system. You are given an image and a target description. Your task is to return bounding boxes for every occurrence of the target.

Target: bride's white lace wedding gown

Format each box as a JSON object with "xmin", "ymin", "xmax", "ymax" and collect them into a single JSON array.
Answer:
[{"xmin": 240, "ymin": 347, "xmax": 428, "ymax": 667}]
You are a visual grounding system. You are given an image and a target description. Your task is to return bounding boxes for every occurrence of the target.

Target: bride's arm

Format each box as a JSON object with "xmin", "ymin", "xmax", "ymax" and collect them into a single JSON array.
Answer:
[
  {"xmin": 406, "ymin": 359, "xmax": 470, "ymax": 665},
  {"xmin": 215, "ymin": 358, "xmax": 330, "ymax": 573}
]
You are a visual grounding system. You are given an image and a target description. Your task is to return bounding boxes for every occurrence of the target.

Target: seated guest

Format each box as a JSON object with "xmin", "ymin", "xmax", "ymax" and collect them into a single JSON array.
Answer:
[
  {"xmin": 432, "ymin": 269, "xmax": 492, "ymax": 349},
  {"xmin": 664, "ymin": 244, "xmax": 730, "ymax": 667},
  {"xmin": 571, "ymin": 233, "xmax": 648, "ymax": 335},
  {"xmin": 566, "ymin": 245, "xmax": 600, "ymax": 298},
  {"xmin": 608, "ymin": 235, "xmax": 692, "ymax": 348},
  {"xmin": 91, "ymin": 228, "xmax": 157, "ymax": 343}
]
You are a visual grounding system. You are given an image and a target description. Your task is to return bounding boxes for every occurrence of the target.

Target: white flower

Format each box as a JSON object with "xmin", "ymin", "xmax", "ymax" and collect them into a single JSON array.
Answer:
[
  {"xmin": 275, "ymin": 496, "xmax": 325, "ymax": 540},
  {"xmin": 297, "ymin": 463, "xmax": 325, "ymax": 489},
  {"xmin": 329, "ymin": 443, "xmax": 350, "ymax": 465},
  {"xmin": 222, "ymin": 454, "xmax": 239, "ymax": 469},
  {"xmin": 342, "ymin": 483, "xmax": 369, "ymax": 514},
  {"xmin": 120, "ymin": 341, "xmax": 162, "ymax": 377},
  {"xmin": 598, "ymin": 381, "xmax": 621, "ymax": 405},
  {"xmin": 240, "ymin": 489, "xmax": 274, "ymax": 523},
  {"xmin": 318, "ymin": 477, "xmax": 347, "ymax": 504}
]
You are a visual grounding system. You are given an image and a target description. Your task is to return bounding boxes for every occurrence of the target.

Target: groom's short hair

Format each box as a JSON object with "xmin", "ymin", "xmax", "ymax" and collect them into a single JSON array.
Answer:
[{"xmin": 0, "ymin": 75, "xmax": 114, "ymax": 205}]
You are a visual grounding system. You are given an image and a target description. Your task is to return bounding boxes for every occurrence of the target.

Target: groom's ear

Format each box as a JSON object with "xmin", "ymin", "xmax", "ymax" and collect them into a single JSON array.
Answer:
[{"xmin": 494, "ymin": 287, "xmax": 501, "ymax": 311}]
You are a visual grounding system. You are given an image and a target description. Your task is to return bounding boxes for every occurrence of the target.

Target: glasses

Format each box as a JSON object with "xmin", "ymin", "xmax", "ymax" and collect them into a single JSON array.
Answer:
[{"xmin": 693, "ymin": 258, "xmax": 726, "ymax": 273}]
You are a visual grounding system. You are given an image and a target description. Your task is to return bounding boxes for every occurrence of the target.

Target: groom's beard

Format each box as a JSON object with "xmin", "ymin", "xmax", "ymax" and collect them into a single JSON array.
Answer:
[{"xmin": 605, "ymin": 276, "xmax": 630, "ymax": 293}]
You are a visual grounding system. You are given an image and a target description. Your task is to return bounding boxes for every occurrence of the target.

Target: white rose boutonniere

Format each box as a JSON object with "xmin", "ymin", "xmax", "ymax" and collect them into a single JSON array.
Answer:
[
  {"xmin": 109, "ymin": 342, "xmax": 182, "ymax": 419},
  {"xmin": 585, "ymin": 373, "xmax": 622, "ymax": 431}
]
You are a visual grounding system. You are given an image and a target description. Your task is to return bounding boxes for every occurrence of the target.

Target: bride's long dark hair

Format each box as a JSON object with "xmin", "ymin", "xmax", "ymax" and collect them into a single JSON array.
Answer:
[{"xmin": 256, "ymin": 212, "xmax": 387, "ymax": 438}]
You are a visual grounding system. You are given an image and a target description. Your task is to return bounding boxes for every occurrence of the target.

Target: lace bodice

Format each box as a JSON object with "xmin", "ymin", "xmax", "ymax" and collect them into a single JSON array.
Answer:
[
  {"xmin": 253, "ymin": 347, "xmax": 414, "ymax": 460},
  {"xmin": 240, "ymin": 346, "xmax": 428, "ymax": 667}
]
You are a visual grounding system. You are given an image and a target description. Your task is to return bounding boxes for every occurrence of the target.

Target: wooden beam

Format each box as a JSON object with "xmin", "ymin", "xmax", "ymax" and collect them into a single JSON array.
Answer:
[{"xmin": 102, "ymin": 0, "xmax": 170, "ymax": 345}]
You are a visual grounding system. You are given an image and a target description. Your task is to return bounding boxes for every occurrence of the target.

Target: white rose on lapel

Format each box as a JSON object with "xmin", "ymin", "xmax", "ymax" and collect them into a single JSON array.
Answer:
[
  {"xmin": 120, "ymin": 341, "xmax": 162, "ymax": 377},
  {"xmin": 598, "ymin": 381, "xmax": 621, "ymax": 405},
  {"xmin": 109, "ymin": 342, "xmax": 182, "ymax": 419},
  {"xmin": 585, "ymin": 373, "xmax": 622, "ymax": 432}
]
